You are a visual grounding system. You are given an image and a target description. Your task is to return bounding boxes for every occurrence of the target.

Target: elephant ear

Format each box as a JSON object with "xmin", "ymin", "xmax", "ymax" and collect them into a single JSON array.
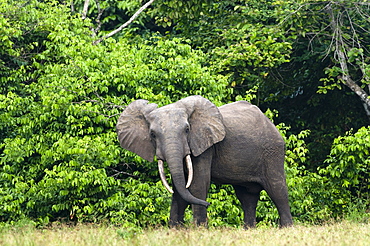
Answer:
[
  {"xmin": 116, "ymin": 100, "xmax": 158, "ymax": 162},
  {"xmin": 178, "ymin": 95, "xmax": 226, "ymax": 157}
]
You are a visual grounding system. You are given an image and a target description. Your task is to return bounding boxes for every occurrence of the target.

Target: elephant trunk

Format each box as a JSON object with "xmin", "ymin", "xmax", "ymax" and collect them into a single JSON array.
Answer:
[
  {"xmin": 164, "ymin": 147, "xmax": 209, "ymax": 207},
  {"xmin": 158, "ymin": 156, "xmax": 193, "ymax": 193}
]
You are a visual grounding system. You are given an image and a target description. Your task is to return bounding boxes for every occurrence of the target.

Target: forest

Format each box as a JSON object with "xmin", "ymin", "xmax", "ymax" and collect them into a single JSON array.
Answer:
[{"xmin": 0, "ymin": 0, "xmax": 369, "ymax": 228}]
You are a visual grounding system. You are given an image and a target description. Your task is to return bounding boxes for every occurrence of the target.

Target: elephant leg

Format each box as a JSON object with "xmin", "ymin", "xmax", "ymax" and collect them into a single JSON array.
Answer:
[
  {"xmin": 191, "ymin": 204, "xmax": 208, "ymax": 226},
  {"xmin": 189, "ymin": 152, "xmax": 212, "ymax": 226},
  {"xmin": 263, "ymin": 183, "xmax": 293, "ymax": 227},
  {"xmin": 189, "ymin": 174, "xmax": 210, "ymax": 226},
  {"xmin": 233, "ymin": 185, "xmax": 261, "ymax": 229},
  {"xmin": 169, "ymin": 190, "xmax": 189, "ymax": 227},
  {"xmin": 261, "ymin": 144, "xmax": 293, "ymax": 227}
]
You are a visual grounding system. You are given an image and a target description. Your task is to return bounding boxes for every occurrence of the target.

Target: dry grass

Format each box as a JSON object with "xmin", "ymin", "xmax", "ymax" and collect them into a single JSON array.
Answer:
[{"xmin": 0, "ymin": 221, "xmax": 369, "ymax": 246}]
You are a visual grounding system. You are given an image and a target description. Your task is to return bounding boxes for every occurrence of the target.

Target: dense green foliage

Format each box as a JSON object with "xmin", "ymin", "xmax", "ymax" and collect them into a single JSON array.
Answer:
[{"xmin": 0, "ymin": 0, "xmax": 369, "ymax": 228}]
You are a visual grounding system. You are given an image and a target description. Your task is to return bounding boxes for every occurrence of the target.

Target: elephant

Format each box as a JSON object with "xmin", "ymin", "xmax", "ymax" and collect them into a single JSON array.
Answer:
[{"xmin": 116, "ymin": 95, "xmax": 293, "ymax": 228}]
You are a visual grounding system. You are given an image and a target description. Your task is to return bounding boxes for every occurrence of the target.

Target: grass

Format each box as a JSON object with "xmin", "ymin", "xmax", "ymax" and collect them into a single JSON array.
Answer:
[{"xmin": 0, "ymin": 221, "xmax": 369, "ymax": 246}]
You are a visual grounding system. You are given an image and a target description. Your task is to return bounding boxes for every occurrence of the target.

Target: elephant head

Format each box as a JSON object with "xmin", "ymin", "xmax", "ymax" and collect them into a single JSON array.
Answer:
[{"xmin": 116, "ymin": 95, "xmax": 226, "ymax": 207}]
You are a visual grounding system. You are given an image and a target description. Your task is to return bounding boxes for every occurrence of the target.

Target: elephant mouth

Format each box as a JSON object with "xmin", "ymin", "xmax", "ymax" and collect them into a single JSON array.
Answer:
[{"xmin": 158, "ymin": 155, "xmax": 193, "ymax": 193}]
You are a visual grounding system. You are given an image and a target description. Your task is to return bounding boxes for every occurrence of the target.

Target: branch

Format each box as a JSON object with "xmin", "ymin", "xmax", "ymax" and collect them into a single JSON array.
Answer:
[
  {"xmin": 338, "ymin": 75, "xmax": 370, "ymax": 118},
  {"xmin": 108, "ymin": 168, "xmax": 139, "ymax": 179},
  {"xmin": 48, "ymin": 86, "xmax": 124, "ymax": 119},
  {"xmin": 327, "ymin": 4, "xmax": 370, "ymax": 119},
  {"xmin": 71, "ymin": 100, "xmax": 125, "ymax": 119},
  {"xmin": 91, "ymin": 0, "xmax": 105, "ymax": 36},
  {"xmin": 71, "ymin": 0, "xmax": 75, "ymax": 12},
  {"xmin": 76, "ymin": 109, "xmax": 121, "ymax": 119},
  {"xmin": 82, "ymin": 0, "xmax": 90, "ymax": 20},
  {"xmin": 108, "ymin": 163, "xmax": 140, "ymax": 180},
  {"xmin": 93, "ymin": 0, "xmax": 155, "ymax": 45},
  {"xmin": 338, "ymin": 76, "xmax": 370, "ymax": 104}
]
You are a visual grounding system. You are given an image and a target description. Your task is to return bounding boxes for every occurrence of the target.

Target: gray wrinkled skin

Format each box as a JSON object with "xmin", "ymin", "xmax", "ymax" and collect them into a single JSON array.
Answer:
[{"xmin": 116, "ymin": 95, "xmax": 293, "ymax": 228}]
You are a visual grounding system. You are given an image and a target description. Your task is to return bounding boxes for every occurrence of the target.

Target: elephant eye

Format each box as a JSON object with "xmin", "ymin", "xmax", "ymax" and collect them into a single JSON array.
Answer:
[
  {"xmin": 150, "ymin": 131, "xmax": 156, "ymax": 139},
  {"xmin": 185, "ymin": 126, "xmax": 190, "ymax": 134}
]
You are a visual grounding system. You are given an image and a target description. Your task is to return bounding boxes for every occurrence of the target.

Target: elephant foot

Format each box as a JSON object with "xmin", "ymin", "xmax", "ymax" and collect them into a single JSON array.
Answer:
[
  {"xmin": 279, "ymin": 218, "xmax": 293, "ymax": 228},
  {"xmin": 169, "ymin": 220, "xmax": 185, "ymax": 229}
]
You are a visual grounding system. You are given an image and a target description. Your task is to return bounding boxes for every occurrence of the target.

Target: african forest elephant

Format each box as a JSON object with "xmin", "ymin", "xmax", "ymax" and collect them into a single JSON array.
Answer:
[{"xmin": 116, "ymin": 95, "xmax": 293, "ymax": 228}]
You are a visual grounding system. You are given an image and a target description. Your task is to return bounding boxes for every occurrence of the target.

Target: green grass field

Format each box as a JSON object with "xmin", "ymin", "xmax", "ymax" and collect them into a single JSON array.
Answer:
[{"xmin": 0, "ymin": 221, "xmax": 369, "ymax": 246}]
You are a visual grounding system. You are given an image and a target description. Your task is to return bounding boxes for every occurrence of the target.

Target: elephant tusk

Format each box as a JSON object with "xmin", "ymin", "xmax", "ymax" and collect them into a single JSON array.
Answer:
[
  {"xmin": 158, "ymin": 160, "xmax": 174, "ymax": 194},
  {"xmin": 185, "ymin": 155, "xmax": 193, "ymax": 188}
]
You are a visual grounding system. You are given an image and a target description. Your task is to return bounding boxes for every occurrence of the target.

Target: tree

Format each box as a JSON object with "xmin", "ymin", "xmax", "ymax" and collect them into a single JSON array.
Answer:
[
  {"xmin": 168, "ymin": 0, "xmax": 293, "ymax": 101},
  {"xmin": 0, "ymin": 0, "xmax": 231, "ymax": 225},
  {"xmin": 278, "ymin": 0, "xmax": 370, "ymax": 120},
  {"xmin": 259, "ymin": 0, "xmax": 370, "ymax": 169},
  {"xmin": 1, "ymin": 0, "xmax": 368, "ymax": 226}
]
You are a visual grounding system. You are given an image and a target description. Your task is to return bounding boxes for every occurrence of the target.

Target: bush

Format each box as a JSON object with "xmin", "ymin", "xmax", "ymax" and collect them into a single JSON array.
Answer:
[
  {"xmin": 319, "ymin": 126, "xmax": 370, "ymax": 215},
  {"xmin": 0, "ymin": 0, "xmax": 229, "ymax": 225}
]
